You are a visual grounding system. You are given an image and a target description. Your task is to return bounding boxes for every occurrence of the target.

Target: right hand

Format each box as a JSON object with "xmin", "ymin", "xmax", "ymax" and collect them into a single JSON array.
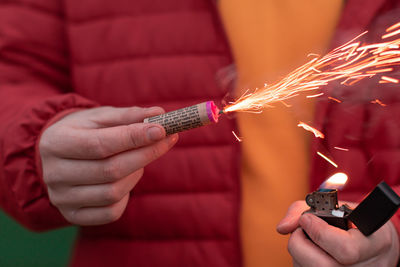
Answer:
[{"xmin": 39, "ymin": 106, "xmax": 178, "ymax": 226}]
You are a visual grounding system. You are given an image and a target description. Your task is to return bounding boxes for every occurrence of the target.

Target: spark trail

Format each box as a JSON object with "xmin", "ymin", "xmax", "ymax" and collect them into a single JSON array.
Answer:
[{"xmin": 223, "ymin": 22, "xmax": 400, "ymax": 113}]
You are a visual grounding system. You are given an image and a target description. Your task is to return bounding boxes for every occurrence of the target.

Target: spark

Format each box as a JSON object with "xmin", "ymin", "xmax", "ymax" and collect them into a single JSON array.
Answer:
[
  {"xmin": 379, "ymin": 80, "xmax": 391, "ymax": 84},
  {"xmin": 328, "ymin": 97, "xmax": 342, "ymax": 103},
  {"xmin": 297, "ymin": 122, "xmax": 325, "ymax": 138},
  {"xmin": 317, "ymin": 152, "xmax": 338, "ymax": 168},
  {"xmin": 223, "ymin": 22, "xmax": 400, "ymax": 114},
  {"xmin": 366, "ymin": 68, "xmax": 393, "ymax": 74},
  {"xmin": 382, "ymin": 29, "xmax": 400, "ymax": 40},
  {"xmin": 386, "ymin": 22, "xmax": 400, "ymax": 33},
  {"xmin": 380, "ymin": 76, "xmax": 399, "ymax": 83},
  {"xmin": 232, "ymin": 131, "xmax": 242, "ymax": 142},
  {"xmin": 306, "ymin": 92, "xmax": 324, "ymax": 98},
  {"xmin": 371, "ymin": 99, "xmax": 387, "ymax": 106},
  {"xmin": 334, "ymin": 146, "xmax": 349, "ymax": 151},
  {"xmin": 280, "ymin": 101, "xmax": 292, "ymax": 108}
]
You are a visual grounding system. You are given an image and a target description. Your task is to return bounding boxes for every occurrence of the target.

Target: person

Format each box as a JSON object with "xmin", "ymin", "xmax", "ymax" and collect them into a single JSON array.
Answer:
[{"xmin": 0, "ymin": 1, "xmax": 399, "ymax": 267}]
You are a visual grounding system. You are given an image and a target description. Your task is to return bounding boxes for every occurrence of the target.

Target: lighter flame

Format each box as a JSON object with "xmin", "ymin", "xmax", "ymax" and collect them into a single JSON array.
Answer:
[
  {"xmin": 223, "ymin": 22, "xmax": 400, "ymax": 114},
  {"xmin": 297, "ymin": 121, "xmax": 325, "ymax": 138},
  {"xmin": 319, "ymin": 172, "xmax": 348, "ymax": 190}
]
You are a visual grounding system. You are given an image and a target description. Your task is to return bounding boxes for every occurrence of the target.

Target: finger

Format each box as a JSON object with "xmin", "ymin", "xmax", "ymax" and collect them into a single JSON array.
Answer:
[
  {"xmin": 300, "ymin": 213, "xmax": 379, "ymax": 265},
  {"xmin": 62, "ymin": 194, "xmax": 130, "ymax": 226},
  {"xmin": 293, "ymin": 259, "xmax": 302, "ymax": 267},
  {"xmin": 49, "ymin": 123, "xmax": 171, "ymax": 159},
  {"xmin": 46, "ymin": 135, "xmax": 178, "ymax": 185},
  {"xmin": 288, "ymin": 228, "xmax": 338, "ymax": 267},
  {"xmin": 87, "ymin": 106, "xmax": 165, "ymax": 127},
  {"xmin": 48, "ymin": 169, "xmax": 143, "ymax": 208},
  {"xmin": 277, "ymin": 201, "xmax": 309, "ymax": 234}
]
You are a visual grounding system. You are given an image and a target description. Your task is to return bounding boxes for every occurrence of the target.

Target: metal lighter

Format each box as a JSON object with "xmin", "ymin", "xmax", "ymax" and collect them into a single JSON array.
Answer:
[
  {"xmin": 304, "ymin": 181, "xmax": 400, "ymax": 236},
  {"xmin": 304, "ymin": 188, "xmax": 353, "ymax": 230}
]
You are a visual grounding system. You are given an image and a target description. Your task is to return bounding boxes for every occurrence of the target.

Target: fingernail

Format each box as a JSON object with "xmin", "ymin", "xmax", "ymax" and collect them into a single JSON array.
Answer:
[
  {"xmin": 169, "ymin": 134, "xmax": 179, "ymax": 144},
  {"xmin": 146, "ymin": 106, "xmax": 164, "ymax": 115},
  {"xmin": 277, "ymin": 219, "xmax": 287, "ymax": 229},
  {"xmin": 147, "ymin": 126, "xmax": 165, "ymax": 141}
]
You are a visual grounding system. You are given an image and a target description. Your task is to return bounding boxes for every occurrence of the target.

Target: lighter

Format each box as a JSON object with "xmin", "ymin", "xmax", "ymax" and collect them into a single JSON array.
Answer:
[
  {"xmin": 304, "ymin": 180, "xmax": 400, "ymax": 236},
  {"xmin": 304, "ymin": 188, "xmax": 353, "ymax": 230}
]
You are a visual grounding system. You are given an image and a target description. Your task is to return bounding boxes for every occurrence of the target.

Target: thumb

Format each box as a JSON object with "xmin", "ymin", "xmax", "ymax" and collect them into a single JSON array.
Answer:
[
  {"xmin": 277, "ymin": 201, "xmax": 309, "ymax": 234},
  {"xmin": 88, "ymin": 106, "xmax": 165, "ymax": 127}
]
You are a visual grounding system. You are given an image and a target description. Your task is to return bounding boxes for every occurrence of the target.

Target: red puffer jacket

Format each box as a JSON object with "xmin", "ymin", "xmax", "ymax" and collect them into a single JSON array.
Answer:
[
  {"xmin": 0, "ymin": 0, "xmax": 399, "ymax": 267},
  {"xmin": 0, "ymin": 1, "xmax": 241, "ymax": 266}
]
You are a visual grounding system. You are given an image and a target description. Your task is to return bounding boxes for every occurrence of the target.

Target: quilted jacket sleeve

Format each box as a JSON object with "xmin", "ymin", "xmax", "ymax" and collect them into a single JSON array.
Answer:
[{"xmin": 0, "ymin": 1, "xmax": 97, "ymax": 231}]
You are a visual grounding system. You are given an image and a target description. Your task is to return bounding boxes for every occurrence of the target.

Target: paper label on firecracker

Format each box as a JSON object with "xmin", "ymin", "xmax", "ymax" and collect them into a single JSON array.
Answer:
[{"xmin": 144, "ymin": 102, "xmax": 212, "ymax": 135}]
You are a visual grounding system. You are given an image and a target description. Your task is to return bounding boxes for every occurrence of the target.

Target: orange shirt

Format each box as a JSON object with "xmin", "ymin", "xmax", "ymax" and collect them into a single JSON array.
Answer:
[{"xmin": 218, "ymin": 1, "xmax": 343, "ymax": 266}]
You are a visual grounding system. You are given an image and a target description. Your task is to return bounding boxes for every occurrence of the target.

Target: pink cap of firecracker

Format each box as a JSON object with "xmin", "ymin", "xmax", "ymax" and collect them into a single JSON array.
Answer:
[{"xmin": 206, "ymin": 101, "xmax": 220, "ymax": 123}]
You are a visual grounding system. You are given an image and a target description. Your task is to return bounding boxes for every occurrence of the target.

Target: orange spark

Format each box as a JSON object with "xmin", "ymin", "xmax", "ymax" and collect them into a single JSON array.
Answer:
[
  {"xmin": 317, "ymin": 152, "xmax": 338, "ymax": 168},
  {"xmin": 232, "ymin": 131, "xmax": 242, "ymax": 142},
  {"xmin": 297, "ymin": 122, "xmax": 325, "ymax": 138},
  {"xmin": 306, "ymin": 92, "xmax": 324, "ymax": 98},
  {"xmin": 382, "ymin": 29, "xmax": 400, "ymax": 40},
  {"xmin": 386, "ymin": 22, "xmax": 400, "ymax": 33},
  {"xmin": 280, "ymin": 101, "xmax": 292, "ymax": 108},
  {"xmin": 328, "ymin": 97, "xmax": 342, "ymax": 103},
  {"xmin": 366, "ymin": 68, "xmax": 393, "ymax": 74},
  {"xmin": 371, "ymin": 99, "xmax": 387, "ymax": 107},
  {"xmin": 334, "ymin": 146, "xmax": 349, "ymax": 151},
  {"xmin": 223, "ymin": 22, "xmax": 400, "ymax": 114},
  {"xmin": 380, "ymin": 76, "xmax": 399, "ymax": 83}
]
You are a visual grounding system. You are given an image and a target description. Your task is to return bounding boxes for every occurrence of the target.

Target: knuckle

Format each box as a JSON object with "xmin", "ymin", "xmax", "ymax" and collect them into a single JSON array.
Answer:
[
  {"xmin": 309, "ymin": 224, "xmax": 323, "ymax": 244},
  {"xmin": 103, "ymin": 159, "xmax": 122, "ymax": 181},
  {"xmin": 60, "ymin": 209, "xmax": 78, "ymax": 225},
  {"xmin": 39, "ymin": 128, "xmax": 61, "ymax": 155},
  {"xmin": 103, "ymin": 185, "xmax": 123, "ymax": 204},
  {"xmin": 126, "ymin": 125, "xmax": 143, "ymax": 148},
  {"xmin": 103, "ymin": 207, "xmax": 123, "ymax": 223},
  {"xmin": 42, "ymin": 171, "xmax": 57, "ymax": 186},
  {"xmin": 39, "ymin": 133, "xmax": 51, "ymax": 153},
  {"xmin": 287, "ymin": 231, "xmax": 300, "ymax": 256},
  {"xmin": 380, "ymin": 227, "xmax": 394, "ymax": 251},
  {"xmin": 87, "ymin": 135, "xmax": 107, "ymax": 158},
  {"xmin": 146, "ymin": 145, "xmax": 162, "ymax": 160},
  {"xmin": 42, "ymin": 167, "xmax": 64, "ymax": 186},
  {"xmin": 47, "ymin": 190, "xmax": 64, "ymax": 207},
  {"xmin": 287, "ymin": 237, "xmax": 296, "ymax": 256},
  {"xmin": 336, "ymin": 242, "xmax": 360, "ymax": 265}
]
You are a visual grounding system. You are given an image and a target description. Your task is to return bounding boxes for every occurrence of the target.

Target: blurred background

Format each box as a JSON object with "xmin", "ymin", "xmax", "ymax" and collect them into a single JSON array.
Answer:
[{"xmin": 0, "ymin": 211, "xmax": 75, "ymax": 267}]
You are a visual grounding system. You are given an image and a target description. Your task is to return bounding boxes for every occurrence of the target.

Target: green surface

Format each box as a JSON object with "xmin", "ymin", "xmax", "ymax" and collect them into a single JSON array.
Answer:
[{"xmin": 0, "ymin": 211, "xmax": 77, "ymax": 267}]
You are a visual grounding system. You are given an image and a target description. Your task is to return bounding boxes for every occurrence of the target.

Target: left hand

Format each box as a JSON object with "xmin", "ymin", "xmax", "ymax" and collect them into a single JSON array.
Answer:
[{"xmin": 276, "ymin": 201, "xmax": 400, "ymax": 266}]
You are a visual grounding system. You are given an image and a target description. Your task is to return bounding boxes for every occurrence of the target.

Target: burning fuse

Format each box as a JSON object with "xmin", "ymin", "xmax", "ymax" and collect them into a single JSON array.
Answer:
[
  {"xmin": 304, "ymin": 173, "xmax": 400, "ymax": 236},
  {"xmin": 144, "ymin": 101, "xmax": 221, "ymax": 135}
]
